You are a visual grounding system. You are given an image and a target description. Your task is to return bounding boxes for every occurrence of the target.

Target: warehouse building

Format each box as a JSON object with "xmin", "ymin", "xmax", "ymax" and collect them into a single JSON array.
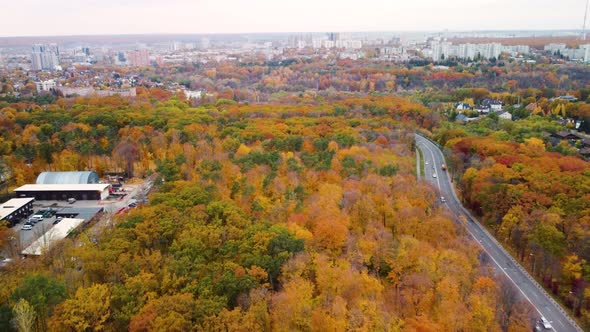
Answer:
[
  {"xmin": 0, "ymin": 198, "xmax": 35, "ymax": 226},
  {"xmin": 36, "ymin": 171, "xmax": 99, "ymax": 185},
  {"xmin": 22, "ymin": 218, "xmax": 85, "ymax": 256},
  {"xmin": 14, "ymin": 184, "xmax": 110, "ymax": 201}
]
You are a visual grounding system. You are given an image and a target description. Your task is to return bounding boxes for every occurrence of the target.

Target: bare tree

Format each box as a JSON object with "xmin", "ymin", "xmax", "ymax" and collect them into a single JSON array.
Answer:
[
  {"xmin": 497, "ymin": 276, "xmax": 524, "ymax": 331},
  {"xmin": 114, "ymin": 140, "xmax": 139, "ymax": 178},
  {"xmin": 12, "ymin": 299, "xmax": 35, "ymax": 332}
]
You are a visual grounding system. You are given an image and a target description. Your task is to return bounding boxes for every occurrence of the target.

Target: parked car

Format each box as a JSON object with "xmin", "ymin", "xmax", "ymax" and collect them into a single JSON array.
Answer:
[
  {"xmin": 68, "ymin": 198, "xmax": 76, "ymax": 204},
  {"xmin": 52, "ymin": 217, "xmax": 63, "ymax": 225},
  {"xmin": 432, "ymin": 173, "xmax": 437, "ymax": 178},
  {"xmin": 22, "ymin": 224, "xmax": 33, "ymax": 231},
  {"xmin": 42, "ymin": 210, "xmax": 55, "ymax": 218},
  {"xmin": 0, "ymin": 258, "xmax": 12, "ymax": 268},
  {"xmin": 28, "ymin": 215, "xmax": 43, "ymax": 224}
]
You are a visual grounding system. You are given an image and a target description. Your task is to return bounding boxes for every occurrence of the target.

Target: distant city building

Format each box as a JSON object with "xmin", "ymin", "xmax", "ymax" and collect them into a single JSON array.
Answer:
[
  {"xmin": 35, "ymin": 80, "xmax": 56, "ymax": 92},
  {"xmin": 429, "ymin": 41, "xmax": 514, "ymax": 61},
  {"xmin": 56, "ymin": 86, "xmax": 136, "ymax": 98},
  {"xmin": 323, "ymin": 40, "xmax": 335, "ymax": 48},
  {"xmin": 127, "ymin": 49, "xmax": 150, "ymax": 66},
  {"xmin": 544, "ymin": 43, "xmax": 568, "ymax": 53},
  {"xmin": 547, "ymin": 44, "xmax": 590, "ymax": 61},
  {"xmin": 582, "ymin": 44, "xmax": 590, "ymax": 63},
  {"xmin": 327, "ymin": 32, "xmax": 340, "ymax": 42},
  {"xmin": 335, "ymin": 39, "xmax": 362, "ymax": 49},
  {"xmin": 201, "ymin": 38, "xmax": 210, "ymax": 49},
  {"xmin": 155, "ymin": 55, "xmax": 164, "ymax": 67},
  {"xmin": 31, "ymin": 44, "xmax": 60, "ymax": 71}
]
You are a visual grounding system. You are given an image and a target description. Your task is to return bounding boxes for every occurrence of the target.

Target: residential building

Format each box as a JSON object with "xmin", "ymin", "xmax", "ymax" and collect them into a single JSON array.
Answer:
[
  {"xmin": 482, "ymin": 98, "xmax": 503, "ymax": 111},
  {"xmin": 31, "ymin": 44, "xmax": 60, "ymax": 71},
  {"xmin": 35, "ymin": 80, "xmax": 56, "ymax": 92},
  {"xmin": 127, "ymin": 49, "xmax": 150, "ymax": 67},
  {"xmin": 583, "ymin": 44, "xmax": 590, "ymax": 63},
  {"xmin": 498, "ymin": 111, "xmax": 512, "ymax": 120},
  {"xmin": 544, "ymin": 43, "xmax": 567, "ymax": 53}
]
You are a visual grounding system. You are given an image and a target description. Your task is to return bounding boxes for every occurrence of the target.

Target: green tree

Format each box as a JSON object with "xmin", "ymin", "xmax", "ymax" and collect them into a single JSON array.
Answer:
[{"xmin": 11, "ymin": 275, "xmax": 66, "ymax": 332}]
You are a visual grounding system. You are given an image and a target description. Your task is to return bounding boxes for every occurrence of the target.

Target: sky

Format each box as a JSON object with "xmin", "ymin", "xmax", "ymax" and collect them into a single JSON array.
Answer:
[{"xmin": 0, "ymin": 0, "xmax": 588, "ymax": 37}]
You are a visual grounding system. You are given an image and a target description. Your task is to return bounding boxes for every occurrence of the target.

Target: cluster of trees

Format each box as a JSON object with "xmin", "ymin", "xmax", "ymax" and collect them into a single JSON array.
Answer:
[
  {"xmin": 184, "ymin": 59, "xmax": 590, "ymax": 104},
  {"xmin": 7, "ymin": 53, "xmax": 586, "ymax": 106},
  {"xmin": 0, "ymin": 93, "xmax": 440, "ymax": 184},
  {"xmin": 0, "ymin": 93, "xmax": 534, "ymax": 331},
  {"xmin": 437, "ymin": 127, "xmax": 590, "ymax": 327}
]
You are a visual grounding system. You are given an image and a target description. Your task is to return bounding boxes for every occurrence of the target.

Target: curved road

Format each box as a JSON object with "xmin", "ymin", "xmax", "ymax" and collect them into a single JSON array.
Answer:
[{"xmin": 415, "ymin": 134, "xmax": 581, "ymax": 332}]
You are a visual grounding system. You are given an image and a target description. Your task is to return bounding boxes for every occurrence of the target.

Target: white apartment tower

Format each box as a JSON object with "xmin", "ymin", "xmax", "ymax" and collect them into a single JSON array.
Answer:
[{"xmin": 31, "ymin": 44, "xmax": 60, "ymax": 71}]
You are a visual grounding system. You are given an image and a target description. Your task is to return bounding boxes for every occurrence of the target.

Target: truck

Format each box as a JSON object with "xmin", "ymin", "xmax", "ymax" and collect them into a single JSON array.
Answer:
[{"xmin": 441, "ymin": 164, "xmax": 447, "ymax": 171}]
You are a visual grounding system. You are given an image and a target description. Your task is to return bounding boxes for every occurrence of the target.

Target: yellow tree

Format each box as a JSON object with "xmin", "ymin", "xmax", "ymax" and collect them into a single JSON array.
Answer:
[
  {"xmin": 13, "ymin": 299, "xmax": 35, "ymax": 332},
  {"xmin": 49, "ymin": 283, "xmax": 112, "ymax": 332}
]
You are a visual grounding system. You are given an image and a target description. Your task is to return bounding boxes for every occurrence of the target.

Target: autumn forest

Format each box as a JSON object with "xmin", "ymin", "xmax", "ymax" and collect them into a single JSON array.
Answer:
[{"xmin": 0, "ymin": 56, "xmax": 589, "ymax": 332}]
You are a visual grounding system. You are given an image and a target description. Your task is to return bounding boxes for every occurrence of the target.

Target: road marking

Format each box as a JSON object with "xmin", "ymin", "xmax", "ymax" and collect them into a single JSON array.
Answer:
[
  {"xmin": 417, "ymin": 142, "xmax": 442, "ymax": 191},
  {"xmin": 415, "ymin": 136, "xmax": 570, "ymax": 332}
]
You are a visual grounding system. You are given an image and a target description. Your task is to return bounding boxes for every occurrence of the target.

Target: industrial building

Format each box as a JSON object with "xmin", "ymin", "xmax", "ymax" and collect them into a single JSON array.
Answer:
[
  {"xmin": 0, "ymin": 198, "xmax": 35, "ymax": 226},
  {"xmin": 22, "ymin": 218, "xmax": 85, "ymax": 256},
  {"xmin": 14, "ymin": 184, "xmax": 110, "ymax": 201},
  {"xmin": 36, "ymin": 171, "xmax": 99, "ymax": 185}
]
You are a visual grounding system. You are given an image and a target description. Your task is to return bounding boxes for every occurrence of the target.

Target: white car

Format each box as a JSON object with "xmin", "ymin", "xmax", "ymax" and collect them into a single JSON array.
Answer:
[
  {"xmin": 440, "ymin": 196, "xmax": 446, "ymax": 203},
  {"xmin": 22, "ymin": 224, "xmax": 33, "ymax": 231},
  {"xmin": 425, "ymin": 161, "xmax": 429, "ymax": 165},
  {"xmin": 540, "ymin": 317, "xmax": 552, "ymax": 329},
  {"xmin": 432, "ymin": 173, "xmax": 437, "ymax": 178}
]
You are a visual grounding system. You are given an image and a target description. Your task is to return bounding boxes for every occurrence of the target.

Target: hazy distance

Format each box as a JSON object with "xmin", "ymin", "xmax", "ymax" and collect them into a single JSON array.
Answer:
[{"xmin": 1, "ymin": 0, "xmax": 588, "ymax": 37}]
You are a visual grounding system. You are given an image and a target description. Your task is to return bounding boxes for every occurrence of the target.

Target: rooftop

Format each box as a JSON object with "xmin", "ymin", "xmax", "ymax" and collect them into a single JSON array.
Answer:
[
  {"xmin": 36, "ymin": 171, "xmax": 99, "ymax": 185},
  {"xmin": 14, "ymin": 184, "xmax": 110, "ymax": 192},
  {"xmin": 22, "ymin": 218, "xmax": 84, "ymax": 256},
  {"xmin": 0, "ymin": 198, "xmax": 35, "ymax": 220}
]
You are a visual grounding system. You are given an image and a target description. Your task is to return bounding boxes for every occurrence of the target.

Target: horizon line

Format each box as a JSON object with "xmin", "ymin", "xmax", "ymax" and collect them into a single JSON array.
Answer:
[{"xmin": 0, "ymin": 28, "xmax": 586, "ymax": 40}]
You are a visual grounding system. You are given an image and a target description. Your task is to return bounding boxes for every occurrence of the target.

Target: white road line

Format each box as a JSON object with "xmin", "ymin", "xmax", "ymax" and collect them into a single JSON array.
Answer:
[
  {"xmin": 417, "ymin": 142, "xmax": 442, "ymax": 191},
  {"xmin": 417, "ymin": 135, "xmax": 564, "ymax": 332}
]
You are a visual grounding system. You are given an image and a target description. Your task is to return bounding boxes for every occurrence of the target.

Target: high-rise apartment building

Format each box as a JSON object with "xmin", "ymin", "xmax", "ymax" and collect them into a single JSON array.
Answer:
[
  {"xmin": 31, "ymin": 44, "xmax": 60, "ymax": 71},
  {"xmin": 583, "ymin": 44, "xmax": 590, "ymax": 63},
  {"xmin": 127, "ymin": 49, "xmax": 150, "ymax": 67}
]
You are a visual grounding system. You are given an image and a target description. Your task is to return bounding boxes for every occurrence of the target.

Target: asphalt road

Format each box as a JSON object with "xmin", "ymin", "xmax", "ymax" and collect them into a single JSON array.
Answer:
[{"xmin": 415, "ymin": 134, "xmax": 582, "ymax": 332}]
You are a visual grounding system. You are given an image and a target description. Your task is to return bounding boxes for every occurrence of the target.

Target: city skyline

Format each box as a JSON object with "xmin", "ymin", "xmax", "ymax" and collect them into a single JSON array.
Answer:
[{"xmin": 1, "ymin": 0, "xmax": 589, "ymax": 37}]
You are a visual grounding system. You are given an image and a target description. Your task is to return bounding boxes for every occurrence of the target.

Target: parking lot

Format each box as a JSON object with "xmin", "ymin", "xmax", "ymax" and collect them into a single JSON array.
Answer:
[{"xmin": 3, "ymin": 180, "xmax": 150, "ymax": 258}]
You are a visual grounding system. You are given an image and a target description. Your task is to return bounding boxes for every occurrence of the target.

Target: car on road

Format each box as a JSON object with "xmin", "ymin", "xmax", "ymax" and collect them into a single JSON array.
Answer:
[
  {"xmin": 22, "ymin": 224, "xmax": 33, "ymax": 231},
  {"xmin": 425, "ymin": 161, "xmax": 429, "ymax": 165},
  {"xmin": 432, "ymin": 173, "xmax": 437, "ymax": 178},
  {"xmin": 540, "ymin": 317, "xmax": 552, "ymax": 329},
  {"xmin": 440, "ymin": 196, "xmax": 446, "ymax": 203}
]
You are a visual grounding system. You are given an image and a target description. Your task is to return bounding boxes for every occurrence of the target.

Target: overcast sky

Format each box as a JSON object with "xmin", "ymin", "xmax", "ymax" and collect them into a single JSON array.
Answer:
[{"xmin": 0, "ymin": 0, "xmax": 588, "ymax": 37}]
